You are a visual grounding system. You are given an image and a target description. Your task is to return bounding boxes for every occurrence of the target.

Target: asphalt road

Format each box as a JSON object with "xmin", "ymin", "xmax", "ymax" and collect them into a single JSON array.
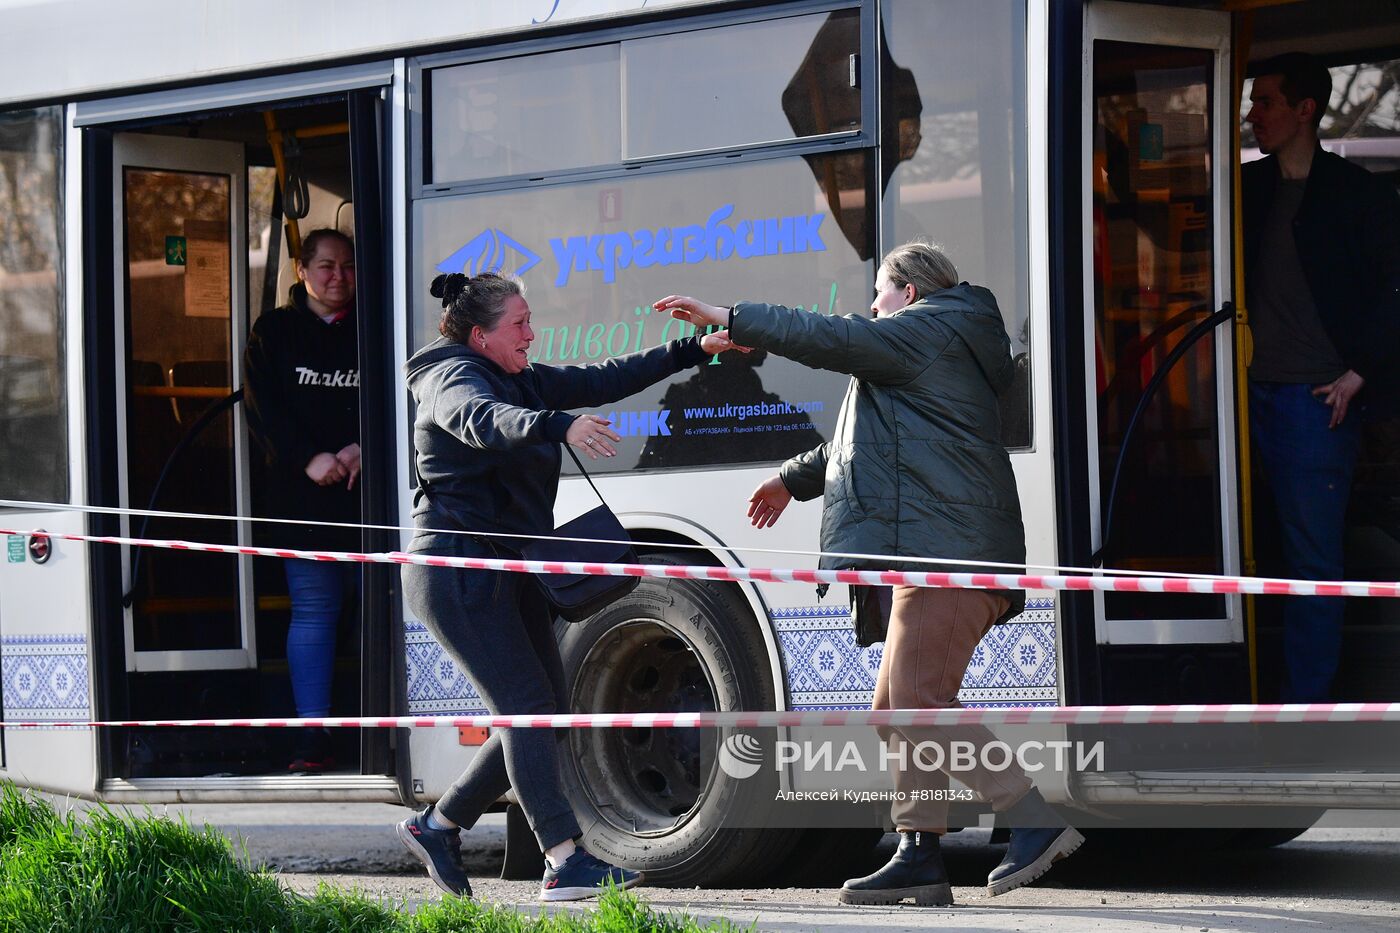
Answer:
[{"xmin": 66, "ymin": 801, "xmax": 1400, "ymax": 932}]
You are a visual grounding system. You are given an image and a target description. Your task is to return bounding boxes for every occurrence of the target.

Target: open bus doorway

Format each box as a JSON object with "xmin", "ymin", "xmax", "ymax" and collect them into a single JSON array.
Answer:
[
  {"xmin": 1076, "ymin": 0, "xmax": 1400, "ymax": 708},
  {"xmin": 1081, "ymin": 2, "xmax": 1244, "ymax": 704},
  {"xmin": 1236, "ymin": 49, "xmax": 1400, "ymax": 705},
  {"xmin": 1063, "ymin": 0, "xmax": 1400, "ymax": 841},
  {"xmin": 97, "ymin": 94, "xmax": 395, "ymax": 786}
]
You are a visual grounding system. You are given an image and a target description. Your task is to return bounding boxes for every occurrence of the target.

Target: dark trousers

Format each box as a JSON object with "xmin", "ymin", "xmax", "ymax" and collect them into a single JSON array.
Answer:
[
  {"xmin": 402, "ymin": 534, "xmax": 582, "ymax": 850},
  {"xmin": 1250, "ymin": 381, "xmax": 1361, "ymax": 702}
]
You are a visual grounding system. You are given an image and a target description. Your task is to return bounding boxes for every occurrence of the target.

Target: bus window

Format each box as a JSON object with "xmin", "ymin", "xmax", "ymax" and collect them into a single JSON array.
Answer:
[
  {"xmin": 414, "ymin": 153, "xmax": 872, "ymax": 474},
  {"xmin": 429, "ymin": 44, "xmax": 621, "ymax": 186},
  {"xmin": 418, "ymin": 11, "xmax": 877, "ymax": 473},
  {"xmin": 0, "ymin": 106, "xmax": 67, "ymax": 504},
  {"xmin": 122, "ymin": 165, "xmax": 244, "ymax": 654},
  {"xmin": 1092, "ymin": 40, "xmax": 1225, "ymax": 621},
  {"xmin": 879, "ymin": 0, "xmax": 1031, "ymax": 448},
  {"xmin": 621, "ymin": 9, "xmax": 860, "ymax": 160}
]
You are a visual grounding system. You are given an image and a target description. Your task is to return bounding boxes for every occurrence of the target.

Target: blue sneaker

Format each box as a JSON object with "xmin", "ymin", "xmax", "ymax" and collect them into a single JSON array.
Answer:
[
  {"xmin": 539, "ymin": 849, "xmax": 642, "ymax": 902},
  {"xmin": 396, "ymin": 806, "xmax": 472, "ymax": 897},
  {"xmin": 987, "ymin": 788, "xmax": 1085, "ymax": 896}
]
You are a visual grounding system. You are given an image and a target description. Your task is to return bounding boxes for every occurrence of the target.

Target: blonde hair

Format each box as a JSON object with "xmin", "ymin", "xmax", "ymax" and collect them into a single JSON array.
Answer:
[{"xmin": 879, "ymin": 241, "xmax": 958, "ymax": 301}]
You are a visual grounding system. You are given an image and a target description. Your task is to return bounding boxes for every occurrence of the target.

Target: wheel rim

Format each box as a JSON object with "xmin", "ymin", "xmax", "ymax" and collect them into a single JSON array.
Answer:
[{"xmin": 568, "ymin": 617, "xmax": 720, "ymax": 836}]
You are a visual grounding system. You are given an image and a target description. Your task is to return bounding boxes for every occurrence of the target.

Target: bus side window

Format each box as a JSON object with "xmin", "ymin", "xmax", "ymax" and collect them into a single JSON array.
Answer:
[{"xmin": 0, "ymin": 106, "xmax": 68, "ymax": 504}]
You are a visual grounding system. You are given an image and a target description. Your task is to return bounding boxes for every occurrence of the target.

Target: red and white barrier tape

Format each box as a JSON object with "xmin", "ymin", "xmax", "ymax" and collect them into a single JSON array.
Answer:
[
  {"xmin": 3, "ymin": 526, "xmax": 1398, "ymax": 599},
  {"xmin": 3, "ymin": 704, "xmax": 1400, "ymax": 731},
  {"xmin": 0, "ymin": 496, "xmax": 1246, "ymax": 580}
]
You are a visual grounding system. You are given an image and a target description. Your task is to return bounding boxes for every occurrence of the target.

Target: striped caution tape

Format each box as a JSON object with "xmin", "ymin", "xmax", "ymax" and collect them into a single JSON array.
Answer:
[
  {"xmin": 2, "ymin": 526, "xmax": 1398, "ymax": 599},
  {"xmin": 3, "ymin": 704, "xmax": 1400, "ymax": 730}
]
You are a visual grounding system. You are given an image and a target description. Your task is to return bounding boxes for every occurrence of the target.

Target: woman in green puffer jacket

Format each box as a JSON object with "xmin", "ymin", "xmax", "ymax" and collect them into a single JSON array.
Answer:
[{"xmin": 653, "ymin": 241, "xmax": 1082, "ymax": 908}]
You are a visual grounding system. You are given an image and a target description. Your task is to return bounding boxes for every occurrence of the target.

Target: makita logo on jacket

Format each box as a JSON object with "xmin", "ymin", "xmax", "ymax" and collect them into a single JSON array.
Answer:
[{"xmin": 296, "ymin": 367, "xmax": 360, "ymax": 387}]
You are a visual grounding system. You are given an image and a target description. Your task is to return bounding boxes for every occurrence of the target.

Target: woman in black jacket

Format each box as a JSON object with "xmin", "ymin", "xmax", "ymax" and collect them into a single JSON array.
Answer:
[
  {"xmin": 244, "ymin": 228, "xmax": 360, "ymax": 773},
  {"xmin": 656, "ymin": 241, "xmax": 1083, "ymax": 907},
  {"xmin": 395, "ymin": 271, "xmax": 742, "ymax": 902}
]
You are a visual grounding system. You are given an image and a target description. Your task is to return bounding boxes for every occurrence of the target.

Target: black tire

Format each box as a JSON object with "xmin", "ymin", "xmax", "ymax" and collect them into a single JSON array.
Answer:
[{"xmin": 556, "ymin": 551, "xmax": 799, "ymax": 886}]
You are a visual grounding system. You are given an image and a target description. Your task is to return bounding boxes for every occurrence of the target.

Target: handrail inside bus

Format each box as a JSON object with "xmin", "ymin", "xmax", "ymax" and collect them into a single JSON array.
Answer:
[
  {"xmin": 122, "ymin": 387, "xmax": 244, "ymax": 608},
  {"xmin": 1094, "ymin": 303, "xmax": 1234, "ymax": 568}
]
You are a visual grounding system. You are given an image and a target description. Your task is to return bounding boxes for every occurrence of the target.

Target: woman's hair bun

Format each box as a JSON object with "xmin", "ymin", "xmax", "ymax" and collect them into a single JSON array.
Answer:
[
  {"xmin": 434, "ymin": 270, "xmax": 523, "ymax": 343},
  {"xmin": 430, "ymin": 272, "xmax": 469, "ymax": 306}
]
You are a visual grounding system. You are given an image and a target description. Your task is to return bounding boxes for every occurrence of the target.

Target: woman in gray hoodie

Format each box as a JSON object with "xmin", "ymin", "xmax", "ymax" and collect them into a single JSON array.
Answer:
[
  {"xmin": 655, "ymin": 241, "xmax": 1083, "ymax": 908},
  {"xmin": 395, "ymin": 271, "xmax": 741, "ymax": 903}
]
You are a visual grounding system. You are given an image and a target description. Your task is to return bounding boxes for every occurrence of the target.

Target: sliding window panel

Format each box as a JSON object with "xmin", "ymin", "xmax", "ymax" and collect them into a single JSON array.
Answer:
[
  {"xmin": 622, "ymin": 9, "xmax": 861, "ymax": 160},
  {"xmin": 429, "ymin": 45, "xmax": 620, "ymax": 185}
]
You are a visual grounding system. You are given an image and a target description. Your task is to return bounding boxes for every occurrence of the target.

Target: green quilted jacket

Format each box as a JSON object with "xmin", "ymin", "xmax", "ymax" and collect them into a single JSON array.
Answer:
[{"xmin": 731, "ymin": 283, "xmax": 1025, "ymax": 620}]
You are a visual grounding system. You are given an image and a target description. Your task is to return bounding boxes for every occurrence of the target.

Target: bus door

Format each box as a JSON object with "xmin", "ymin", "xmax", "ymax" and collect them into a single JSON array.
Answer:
[
  {"xmin": 1081, "ymin": 3, "xmax": 1246, "ymax": 701},
  {"xmin": 113, "ymin": 133, "xmax": 254, "ymax": 679},
  {"xmin": 82, "ymin": 78, "xmax": 400, "ymax": 795},
  {"xmin": 110, "ymin": 134, "xmax": 268, "ymax": 780}
]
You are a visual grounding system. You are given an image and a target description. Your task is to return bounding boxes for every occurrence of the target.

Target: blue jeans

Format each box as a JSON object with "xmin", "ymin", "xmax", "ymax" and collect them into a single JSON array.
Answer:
[
  {"xmin": 284, "ymin": 561, "xmax": 359, "ymax": 718},
  {"xmin": 1249, "ymin": 381, "xmax": 1361, "ymax": 702}
]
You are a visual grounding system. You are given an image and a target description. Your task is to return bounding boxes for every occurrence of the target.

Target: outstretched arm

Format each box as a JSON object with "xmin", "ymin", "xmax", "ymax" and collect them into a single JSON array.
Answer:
[
  {"xmin": 653, "ymin": 296, "xmax": 938, "ymax": 385},
  {"xmin": 531, "ymin": 334, "xmax": 742, "ymax": 410}
]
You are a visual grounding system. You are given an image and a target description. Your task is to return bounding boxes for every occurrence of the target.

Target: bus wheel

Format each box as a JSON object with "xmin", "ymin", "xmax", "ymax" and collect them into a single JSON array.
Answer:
[{"xmin": 555, "ymin": 552, "xmax": 798, "ymax": 886}]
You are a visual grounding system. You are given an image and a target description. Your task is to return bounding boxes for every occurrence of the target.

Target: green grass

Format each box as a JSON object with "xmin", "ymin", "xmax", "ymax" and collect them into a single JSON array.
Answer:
[{"xmin": 0, "ymin": 782, "xmax": 750, "ymax": 933}]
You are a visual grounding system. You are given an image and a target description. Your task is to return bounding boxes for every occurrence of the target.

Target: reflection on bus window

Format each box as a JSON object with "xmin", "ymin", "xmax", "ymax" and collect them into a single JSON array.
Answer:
[
  {"xmin": 0, "ymin": 106, "xmax": 66, "ymax": 504},
  {"xmin": 880, "ymin": 0, "xmax": 1031, "ymax": 448},
  {"xmin": 635, "ymin": 347, "xmax": 825, "ymax": 470}
]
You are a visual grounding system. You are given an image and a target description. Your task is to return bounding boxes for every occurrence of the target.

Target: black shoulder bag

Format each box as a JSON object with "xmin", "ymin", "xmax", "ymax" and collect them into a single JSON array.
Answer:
[
  {"xmin": 850, "ymin": 583, "xmax": 892, "ymax": 647},
  {"xmin": 519, "ymin": 446, "xmax": 640, "ymax": 622}
]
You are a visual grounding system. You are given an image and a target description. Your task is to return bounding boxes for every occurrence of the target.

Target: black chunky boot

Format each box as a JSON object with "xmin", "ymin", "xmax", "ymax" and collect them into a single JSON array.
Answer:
[
  {"xmin": 839, "ymin": 830, "xmax": 953, "ymax": 906},
  {"xmin": 987, "ymin": 788, "xmax": 1085, "ymax": 896}
]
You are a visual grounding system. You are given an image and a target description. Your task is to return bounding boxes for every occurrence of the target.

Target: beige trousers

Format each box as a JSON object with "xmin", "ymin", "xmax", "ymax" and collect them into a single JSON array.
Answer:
[{"xmin": 872, "ymin": 586, "xmax": 1033, "ymax": 833}]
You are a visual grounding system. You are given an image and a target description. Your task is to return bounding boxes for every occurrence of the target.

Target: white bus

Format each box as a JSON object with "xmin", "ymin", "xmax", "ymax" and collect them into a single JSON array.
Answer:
[{"xmin": 2, "ymin": 0, "xmax": 1398, "ymax": 884}]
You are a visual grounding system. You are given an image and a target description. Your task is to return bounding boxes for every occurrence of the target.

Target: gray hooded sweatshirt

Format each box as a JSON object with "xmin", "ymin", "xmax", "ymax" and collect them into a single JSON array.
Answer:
[{"xmin": 402, "ymin": 335, "xmax": 707, "ymax": 546}]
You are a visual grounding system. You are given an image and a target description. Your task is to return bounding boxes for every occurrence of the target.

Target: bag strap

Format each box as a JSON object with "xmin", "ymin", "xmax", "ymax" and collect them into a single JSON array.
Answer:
[
  {"xmin": 416, "ymin": 442, "xmax": 612, "ymax": 531},
  {"xmin": 564, "ymin": 444, "xmax": 612, "ymax": 509}
]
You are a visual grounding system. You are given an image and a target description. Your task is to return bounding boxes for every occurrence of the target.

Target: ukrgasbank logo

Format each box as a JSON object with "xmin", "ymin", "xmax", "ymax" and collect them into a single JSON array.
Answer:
[{"xmin": 718, "ymin": 732, "xmax": 764, "ymax": 779}]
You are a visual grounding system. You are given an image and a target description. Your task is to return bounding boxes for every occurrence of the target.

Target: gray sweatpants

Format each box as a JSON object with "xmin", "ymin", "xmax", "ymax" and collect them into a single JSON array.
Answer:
[{"xmin": 401, "ymin": 532, "xmax": 582, "ymax": 850}]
